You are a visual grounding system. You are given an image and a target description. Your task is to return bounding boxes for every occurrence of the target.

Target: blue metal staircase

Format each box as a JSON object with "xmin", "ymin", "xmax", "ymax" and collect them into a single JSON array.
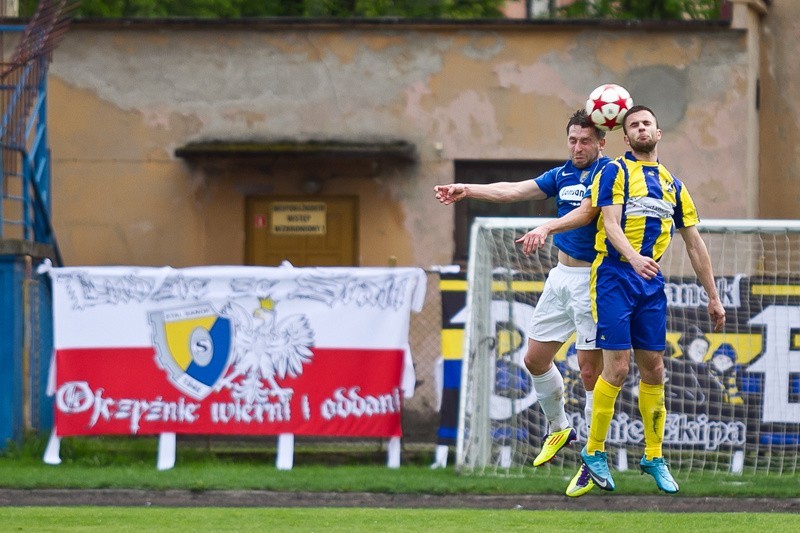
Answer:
[{"xmin": 0, "ymin": 0, "xmax": 76, "ymax": 450}]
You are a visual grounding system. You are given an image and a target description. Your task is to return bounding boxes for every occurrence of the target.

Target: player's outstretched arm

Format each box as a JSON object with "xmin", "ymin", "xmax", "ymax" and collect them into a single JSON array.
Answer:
[
  {"xmin": 515, "ymin": 198, "xmax": 598, "ymax": 255},
  {"xmin": 679, "ymin": 225, "xmax": 726, "ymax": 332},
  {"xmin": 433, "ymin": 180, "xmax": 545, "ymax": 205}
]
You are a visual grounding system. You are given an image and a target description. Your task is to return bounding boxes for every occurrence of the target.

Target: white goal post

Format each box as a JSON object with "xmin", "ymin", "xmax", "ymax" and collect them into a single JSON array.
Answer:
[{"xmin": 456, "ymin": 217, "xmax": 800, "ymax": 476}]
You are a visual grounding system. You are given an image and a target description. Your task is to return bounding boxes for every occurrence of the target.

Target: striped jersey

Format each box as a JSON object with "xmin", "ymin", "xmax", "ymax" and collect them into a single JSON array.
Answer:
[
  {"xmin": 590, "ymin": 152, "xmax": 699, "ymax": 262},
  {"xmin": 534, "ymin": 156, "xmax": 611, "ymax": 263}
]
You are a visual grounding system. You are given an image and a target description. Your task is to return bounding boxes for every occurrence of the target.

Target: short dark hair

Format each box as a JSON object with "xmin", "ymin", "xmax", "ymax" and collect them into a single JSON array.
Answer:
[
  {"xmin": 622, "ymin": 105, "xmax": 658, "ymax": 135},
  {"xmin": 567, "ymin": 109, "xmax": 605, "ymax": 140}
]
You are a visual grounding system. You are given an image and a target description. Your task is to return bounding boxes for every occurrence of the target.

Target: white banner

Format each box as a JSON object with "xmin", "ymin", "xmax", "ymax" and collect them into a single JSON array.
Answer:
[{"xmin": 42, "ymin": 262, "xmax": 426, "ymax": 437}]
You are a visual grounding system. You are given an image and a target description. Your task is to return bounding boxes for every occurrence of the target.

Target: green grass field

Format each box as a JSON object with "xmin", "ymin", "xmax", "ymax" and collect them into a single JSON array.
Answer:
[
  {"xmin": 2, "ymin": 435, "xmax": 800, "ymax": 531},
  {"xmin": 1, "ymin": 435, "xmax": 799, "ymax": 498},
  {"xmin": 2, "ymin": 460, "xmax": 800, "ymax": 498},
  {"xmin": 1, "ymin": 508, "xmax": 799, "ymax": 532}
]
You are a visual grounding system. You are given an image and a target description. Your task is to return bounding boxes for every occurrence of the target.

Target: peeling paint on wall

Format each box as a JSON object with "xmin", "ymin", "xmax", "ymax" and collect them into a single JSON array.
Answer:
[{"xmin": 46, "ymin": 23, "xmax": 761, "ymax": 268}]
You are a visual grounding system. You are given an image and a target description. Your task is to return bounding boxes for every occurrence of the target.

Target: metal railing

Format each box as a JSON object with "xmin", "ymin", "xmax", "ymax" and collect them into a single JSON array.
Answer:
[{"xmin": 0, "ymin": 0, "xmax": 78, "ymax": 266}]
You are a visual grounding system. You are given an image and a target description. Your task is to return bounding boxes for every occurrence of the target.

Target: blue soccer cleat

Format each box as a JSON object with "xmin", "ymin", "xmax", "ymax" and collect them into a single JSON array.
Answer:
[
  {"xmin": 639, "ymin": 456, "xmax": 679, "ymax": 494},
  {"xmin": 580, "ymin": 446, "xmax": 615, "ymax": 491}
]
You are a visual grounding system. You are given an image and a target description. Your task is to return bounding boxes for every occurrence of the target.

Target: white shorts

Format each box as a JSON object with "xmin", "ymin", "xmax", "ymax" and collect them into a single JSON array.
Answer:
[{"xmin": 527, "ymin": 263, "xmax": 597, "ymax": 350}]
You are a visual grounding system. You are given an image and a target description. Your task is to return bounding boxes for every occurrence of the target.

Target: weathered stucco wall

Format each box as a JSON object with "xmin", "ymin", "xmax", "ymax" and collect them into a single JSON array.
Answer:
[
  {"xmin": 47, "ymin": 21, "xmax": 752, "ymax": 268},
  {"xmin": 760, "ymin": 0, "xmax": 800, "ymax": 219}
]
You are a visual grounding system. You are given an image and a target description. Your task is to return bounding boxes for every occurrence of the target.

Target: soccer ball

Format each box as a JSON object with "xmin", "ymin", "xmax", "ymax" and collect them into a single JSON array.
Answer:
[{"xmin": 585, "ymin": 83, "xmax": 633, "ymax": 132}]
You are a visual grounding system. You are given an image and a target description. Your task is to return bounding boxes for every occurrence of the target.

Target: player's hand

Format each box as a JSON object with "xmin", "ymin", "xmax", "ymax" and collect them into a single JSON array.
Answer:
[
  {"xmin": 433, "ymin": 184, "xmax": 466, "ymax": 205},
  {"xmin": 516, "ymin": 227, "xmax": 549, "ymax": 255},
  {"xmin": 708, "ymin": 298, "xmax": 726, "ymax": 332},
  {"xmin": 629, "ymin": 254, "xmax": 660, "ymax": 280}
]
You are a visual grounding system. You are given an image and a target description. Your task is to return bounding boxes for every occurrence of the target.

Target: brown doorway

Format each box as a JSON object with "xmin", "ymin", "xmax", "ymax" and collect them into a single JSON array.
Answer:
[{"xmin": 245, "ymin": 196, "xmax": 358, "ymax": 267}]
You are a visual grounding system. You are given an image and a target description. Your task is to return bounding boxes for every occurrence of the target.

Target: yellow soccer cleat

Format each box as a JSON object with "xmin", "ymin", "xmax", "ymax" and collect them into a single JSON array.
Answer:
[
  {"xmin": 533, "ymin": 427, "xmax": 577, "ymax": 467},
  {"xmin": 565, "ymin": 463, "xmax": 595, "ymax": 497}
]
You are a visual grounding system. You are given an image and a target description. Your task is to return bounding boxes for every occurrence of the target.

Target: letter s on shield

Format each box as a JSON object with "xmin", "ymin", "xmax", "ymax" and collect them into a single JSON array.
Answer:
[{"xmin": 149, "ymin": 304, "xmax": 233, "ymax": 400}]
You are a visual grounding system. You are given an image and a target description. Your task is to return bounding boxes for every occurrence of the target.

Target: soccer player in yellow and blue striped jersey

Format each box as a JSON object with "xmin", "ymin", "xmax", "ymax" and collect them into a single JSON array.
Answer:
[{"xmin": 579, "ymin": 105, "xmax": 727, "ymax": 494}]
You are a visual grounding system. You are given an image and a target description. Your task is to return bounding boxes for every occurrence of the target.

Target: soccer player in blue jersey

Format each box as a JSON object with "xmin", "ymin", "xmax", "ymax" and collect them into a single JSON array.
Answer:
[
  {"xmin": 574, "ymin": 105, "xmax": 727, "ymax": 494},
  {"xmin": 434, "ymin": 109, "xmax": 609, "ymax": 497}
]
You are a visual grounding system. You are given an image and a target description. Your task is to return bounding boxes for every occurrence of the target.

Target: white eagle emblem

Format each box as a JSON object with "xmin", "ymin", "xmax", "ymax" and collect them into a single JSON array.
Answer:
[{"xmin": 217, "ymin": 298, "xmax": 315, "ymax": 404}]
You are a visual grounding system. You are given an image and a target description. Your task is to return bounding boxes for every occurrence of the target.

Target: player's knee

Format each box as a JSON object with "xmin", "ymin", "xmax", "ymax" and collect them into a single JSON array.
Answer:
[
  {"xmin": 580, "ymin": 366, "xmax": 601, "ymax": 390},
  {"xmin": 639, "ymin": 361, "xmax": 665, "ymax": 384},
  {"xmin": 606, "ymin": 360, "xmax": 630, "ymax": 386},
  {"xmin": 577, "ymin": 350, "xmax": 603, "ymax": 389},
  {"xmin": 523, "ymin": 350, "xmax": 551, "ymax": 376}
]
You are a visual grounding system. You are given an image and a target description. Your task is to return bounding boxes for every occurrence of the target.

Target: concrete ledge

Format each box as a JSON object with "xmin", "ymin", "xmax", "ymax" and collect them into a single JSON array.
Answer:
[{"xmin": 0, "ymin": 239, "xmax": 56, "ymax": 260}]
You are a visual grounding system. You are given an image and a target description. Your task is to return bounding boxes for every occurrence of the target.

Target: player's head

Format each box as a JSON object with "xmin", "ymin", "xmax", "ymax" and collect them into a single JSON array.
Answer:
[
  {"xmin": 566, "ymin": 109, "xmax": 606, "ymax": 139},
  {"xmin": 622, "ymin": 105, "xmax": 661, "ymax": 153},
  {"xmin": 566, "ymin": 109, "xmax": 605, "ymax": 169}
]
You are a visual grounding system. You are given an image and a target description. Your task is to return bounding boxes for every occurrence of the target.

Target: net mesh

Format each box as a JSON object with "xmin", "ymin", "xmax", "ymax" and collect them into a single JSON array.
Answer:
[{"xmin": 457, "ymin": 217, "xmax": 800, "ymax": 476}]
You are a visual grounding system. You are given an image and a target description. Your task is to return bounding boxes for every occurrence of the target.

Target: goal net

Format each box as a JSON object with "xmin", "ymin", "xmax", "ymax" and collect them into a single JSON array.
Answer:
[{"xmin": 456, "ymin": 217, "xmax": 800, "ymax": 476}]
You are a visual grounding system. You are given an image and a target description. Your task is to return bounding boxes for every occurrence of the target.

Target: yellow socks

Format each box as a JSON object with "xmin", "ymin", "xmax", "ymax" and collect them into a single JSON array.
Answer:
[
  {"xmin": 638, "ymin": 380, "xmax": 666, "ymax": 460},
  {"xmin": 587, "ymin": 376, "xmax": 621, "ymax": 454},
  {"xmin": 585, "ymin": 377, "xmax": 667, "ymax": 458}
]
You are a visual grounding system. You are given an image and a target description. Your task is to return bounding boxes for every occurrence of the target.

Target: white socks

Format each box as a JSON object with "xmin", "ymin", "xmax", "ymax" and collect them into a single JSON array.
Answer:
[{"xmin": 532, "ymin": 364, "xmax": 569, "ymax": 432}]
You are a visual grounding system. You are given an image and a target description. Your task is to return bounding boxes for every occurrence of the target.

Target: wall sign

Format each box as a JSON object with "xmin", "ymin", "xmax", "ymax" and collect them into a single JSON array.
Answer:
[{"xmin": 271, "ymin": 202, "xmax": 326, "ymax": 235}]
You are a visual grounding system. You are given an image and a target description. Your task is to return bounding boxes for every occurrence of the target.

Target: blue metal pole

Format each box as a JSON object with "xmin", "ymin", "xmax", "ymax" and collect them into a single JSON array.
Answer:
[
  {"xmin": 0, "ymin": 255, "xmax": 25, "ymax": 450},
  {"xmin": 35, "ymin": 269, "xmax": 54, "ymax": 433}
]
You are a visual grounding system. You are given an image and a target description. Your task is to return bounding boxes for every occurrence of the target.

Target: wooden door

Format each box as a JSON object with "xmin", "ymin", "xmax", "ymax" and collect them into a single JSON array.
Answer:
[{"xmin": 245, "ymin": 196, "xmax": 358, "ymax": 267}]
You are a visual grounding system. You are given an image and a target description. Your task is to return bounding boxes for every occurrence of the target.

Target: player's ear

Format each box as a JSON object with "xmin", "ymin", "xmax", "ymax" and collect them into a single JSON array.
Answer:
[
  {"xmin": 623, "ymin": 133, "xmax": 630, "ymax": 147},
  {"xmin": 598, "ymin": 137, "xmax": 606, "ymax": 150}
]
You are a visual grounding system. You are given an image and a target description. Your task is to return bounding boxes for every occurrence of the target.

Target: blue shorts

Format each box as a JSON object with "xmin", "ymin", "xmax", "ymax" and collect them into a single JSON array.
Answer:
[{"xmin": 591, "ymin": 255, "xmax": 667, "ymax": 351}]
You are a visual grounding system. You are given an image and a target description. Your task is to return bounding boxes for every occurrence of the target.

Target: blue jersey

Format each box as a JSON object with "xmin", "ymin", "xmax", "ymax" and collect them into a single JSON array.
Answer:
[{"xmin": 534, "ymin": 156, "xmax": 611, "ymax": 263}]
